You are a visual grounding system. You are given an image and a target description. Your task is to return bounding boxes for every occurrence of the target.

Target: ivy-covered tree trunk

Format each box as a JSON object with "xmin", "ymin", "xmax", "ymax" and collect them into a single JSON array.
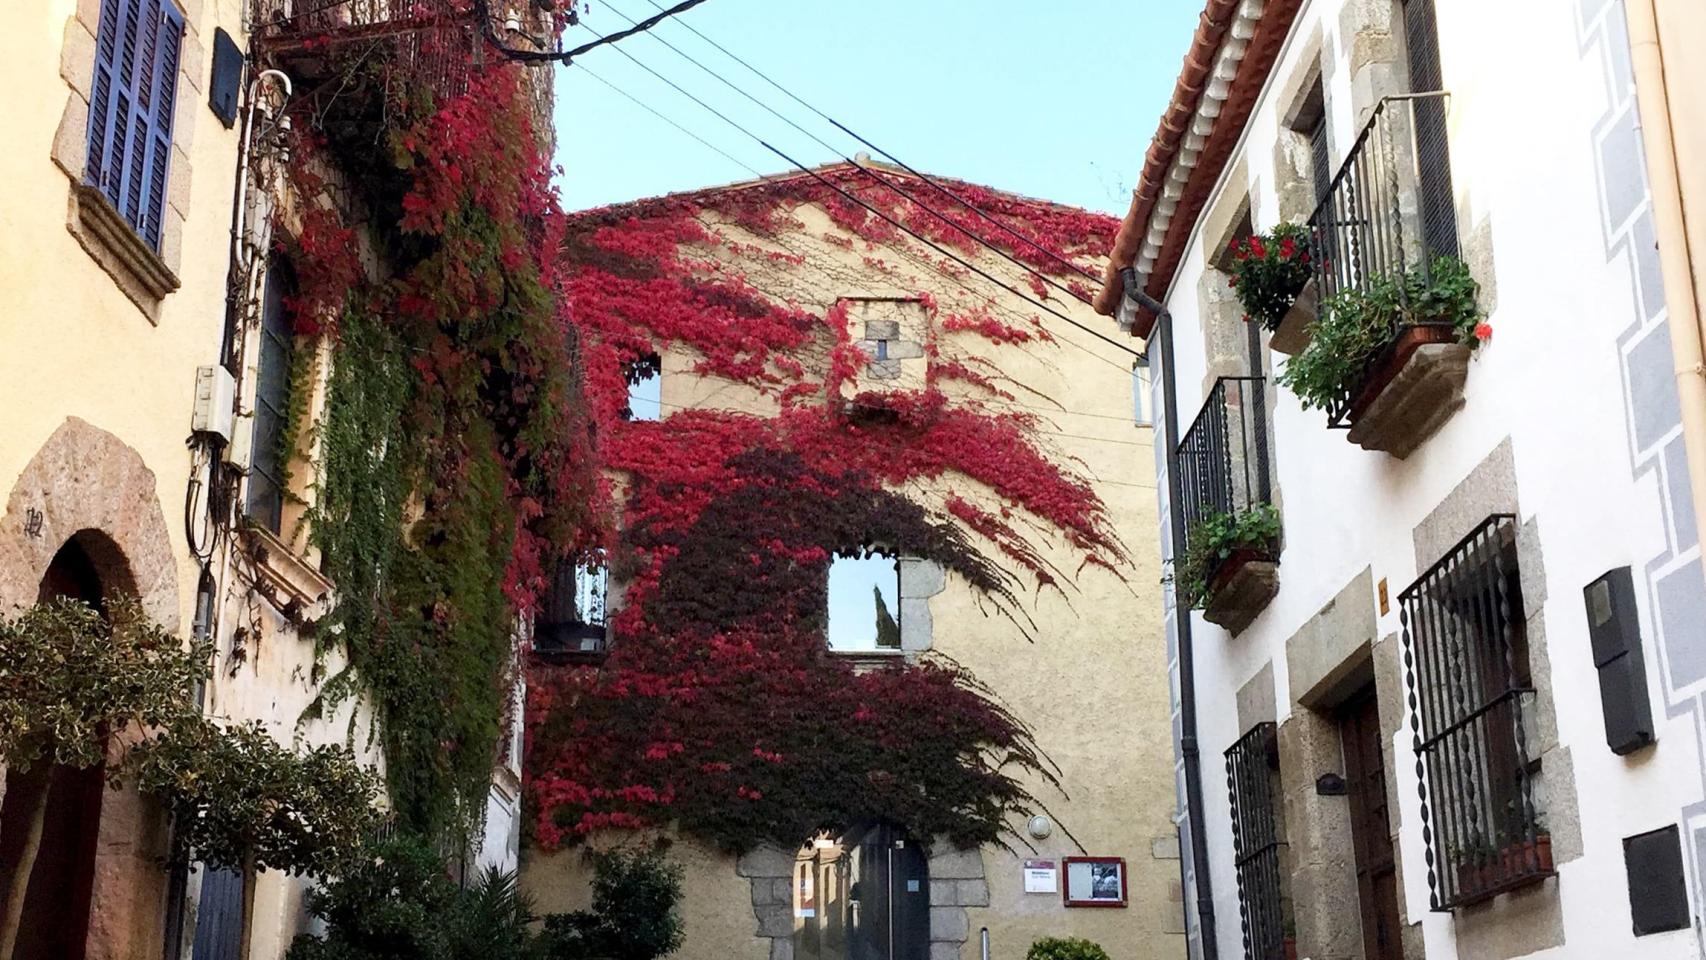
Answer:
[{"xmin": 0, "ymin": 769, "xmax": 54, "ymax": 960}]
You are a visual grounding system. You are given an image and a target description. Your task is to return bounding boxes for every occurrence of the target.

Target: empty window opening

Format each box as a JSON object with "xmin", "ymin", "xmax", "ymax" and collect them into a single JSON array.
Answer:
[
  {"xmin": 827, "ymin": 552, "xmax": 901, "ymax": 651},
  {"xmin": 623, "ymin": 354, "xmax": 662, "ymax": 422}
]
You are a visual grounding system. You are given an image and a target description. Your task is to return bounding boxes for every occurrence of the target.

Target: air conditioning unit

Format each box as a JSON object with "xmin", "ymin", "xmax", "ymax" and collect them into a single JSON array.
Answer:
[{"xmin": 191, "ymin": 365, "xmax": 237, "ymax": 444}]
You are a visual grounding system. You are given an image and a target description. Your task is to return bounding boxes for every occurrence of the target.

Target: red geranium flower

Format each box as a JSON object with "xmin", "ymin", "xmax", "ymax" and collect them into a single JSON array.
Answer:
[{"xmin": 1475, "ymin": 322, "xmax": 1493, "ymax": 342}]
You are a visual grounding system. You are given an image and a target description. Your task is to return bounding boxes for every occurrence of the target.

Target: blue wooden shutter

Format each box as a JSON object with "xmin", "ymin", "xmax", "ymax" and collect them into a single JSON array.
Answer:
[{"xmin": 85, "ymin": 0, "xmax": 182, "ymax": 251}]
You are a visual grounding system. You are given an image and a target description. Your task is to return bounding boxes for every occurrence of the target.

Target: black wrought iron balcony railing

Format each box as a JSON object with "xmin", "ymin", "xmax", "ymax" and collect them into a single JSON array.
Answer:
[
  {"xmin": 250, "ymin": 0, "xmax": 559, "ymax": 130},
  {"xmin": 1307, "ymin": 92, "xmax": 1458, "ymax": 428},
  {"xmin": 1399, "ymin": 515, "xmax": 1553, "ymax": 910},
  {"xmin": 1176, "ymin": 376, "xmax": 1272, "ymax": 556}
]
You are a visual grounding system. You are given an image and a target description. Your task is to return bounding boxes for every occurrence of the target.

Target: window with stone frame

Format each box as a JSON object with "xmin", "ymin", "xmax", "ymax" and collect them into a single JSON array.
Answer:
[
  {"xmin": 841, "ymin": 297, "xmax": 931, "ymax": 398},
  {"xmin": 826, "ymin": 550, "xmax": 902, "ymax": 652},
  {"xmin": 1399, "ymin": 515, "xmax": 1549, "ymax": 909}
]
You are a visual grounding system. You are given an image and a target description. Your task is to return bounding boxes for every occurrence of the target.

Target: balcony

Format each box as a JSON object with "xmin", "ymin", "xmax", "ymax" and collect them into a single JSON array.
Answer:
[
  {"xmin": 532, "ymin": 558, "xmax": 608, "ymax": 664},
  {"xmin": 250, "ymin": 0, "xmax": 558, "ymax": 155},
  {"xmin": 1176, "ymin": 376, "xmax": 1277, "ymax": 634},
  {"xmin": 1399, "ymin": 515, "xmax": 1552, "ymax": 909},
  {"xmin": 1296, "ymin": 93, "xmax": 1476, "ymax": 458}
]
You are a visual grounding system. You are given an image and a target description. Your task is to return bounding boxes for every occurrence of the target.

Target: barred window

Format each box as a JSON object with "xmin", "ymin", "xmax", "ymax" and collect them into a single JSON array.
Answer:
[
  {"xmin": 1226, "ymin": 722, "xmax": 1290, "ymax": 960},
  {"xmin": 1400, "ymin": 515, "xmax": 1551, "ymax": 909}
]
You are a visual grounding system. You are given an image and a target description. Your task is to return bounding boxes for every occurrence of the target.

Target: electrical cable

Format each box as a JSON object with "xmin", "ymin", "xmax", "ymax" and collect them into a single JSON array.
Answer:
[
  {"xmin": 632, "ymin": 0, "xmax": 1105, "ymax": 284},
  {"xmin": 476, "ymin": 0, "xmax": 713, "ymax": 63},
  {"xmin": 570, "ymin": 68, "xmax": 1133, "ymax": 374},
  {"xmin": 571, "ymin": 25, "xmax": 1142, "ymax": 359},
  {"xmin": 598, "ymin": 1, "xmax": 1100, "ymax": 306}
]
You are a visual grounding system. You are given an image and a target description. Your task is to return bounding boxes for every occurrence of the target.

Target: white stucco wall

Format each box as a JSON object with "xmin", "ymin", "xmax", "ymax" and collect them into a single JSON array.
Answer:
[{"xmin": 1151, "ymin": 1, "xmax": 1704, "ymax": 958}]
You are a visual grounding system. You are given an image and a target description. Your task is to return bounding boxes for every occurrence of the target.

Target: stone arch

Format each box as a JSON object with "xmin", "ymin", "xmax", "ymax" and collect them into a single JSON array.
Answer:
[
  {"xmin": 0, "ymin": 417, "xmax": 179, "ymax": 627},
  {"xmin": 0, "ymin": 417, "xmax": 182, "ymax": 960}
]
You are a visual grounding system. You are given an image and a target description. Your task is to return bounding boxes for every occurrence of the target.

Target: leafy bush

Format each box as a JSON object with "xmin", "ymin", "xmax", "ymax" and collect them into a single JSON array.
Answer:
[
  {"xmin": 1027, "ymin": 937, "xmax": 1112, "ymax": 960},
  {"xmin": 1177, "ymin": 504, "xmax": 1282, "ymax": 608},
  {"xmin": 1228, "ymin": 222, "xmax": 1314, "ymax": 330},
  {"xmin": 288, "ymin": 839, "xmax": 684, "ymax": 960},
  {"xmin": 288, "ymin": 835, "xmax": 545, "ymax": 960},
  {"xmin": 134, "ymin": 718, "xmax": 384, "ymax": 879},
  {"xmin": 1278, "ymin": 255, "xmax": 1485, "ymax": 412},
  {"xmin": 538, "ymin": 849, "xmax": 684, "ymax": 960}
]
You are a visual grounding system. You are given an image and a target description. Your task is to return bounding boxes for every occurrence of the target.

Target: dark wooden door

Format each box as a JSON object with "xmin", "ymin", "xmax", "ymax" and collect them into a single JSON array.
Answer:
[{"xmin": 1341, "ymin": 689, "xmax": 1403, "ymax": 960}]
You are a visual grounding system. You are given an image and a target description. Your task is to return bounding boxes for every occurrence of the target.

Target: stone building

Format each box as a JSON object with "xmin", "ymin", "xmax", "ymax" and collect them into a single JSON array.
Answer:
[
  {"xmin": 0, "ymin": 1, "xmax": 548, "ymax": 957},
  {"xmin": 520, "ymin": 163, "xmax": 1183, "ymax": 959},
  {"xmin": 1095, "ymin": 1, "xmax": 1706, "ymax": 959}
]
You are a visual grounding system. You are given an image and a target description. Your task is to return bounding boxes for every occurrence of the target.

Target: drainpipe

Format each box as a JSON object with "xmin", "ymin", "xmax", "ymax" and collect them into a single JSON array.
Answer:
[
  {"xmin": 1125, "ymin": 271, "xmax": 1219, "ymax": 960},
  {"xmin": 1624, "ymin": 0, "xmax": 1706, "ymax": 594}
]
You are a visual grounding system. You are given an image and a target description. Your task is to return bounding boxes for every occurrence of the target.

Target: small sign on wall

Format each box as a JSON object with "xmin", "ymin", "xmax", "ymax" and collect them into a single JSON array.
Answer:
[{"xmin": 1022, "ymin": 859, "xmax": 1058, "ymax": 894}]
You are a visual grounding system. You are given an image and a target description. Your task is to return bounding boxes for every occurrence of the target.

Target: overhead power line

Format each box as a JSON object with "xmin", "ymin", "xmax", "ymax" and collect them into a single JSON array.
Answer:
[
  {"xmin": 570, "ymin": 25, "xmax": 1143, "ymax": 359},
  {"xmin": 635, "ymin": 0, "xmax": 1103, "ymax": 285},
  {"xmin": 476, "ymin": 0, "xmax": 712, "ymax": 63},
  {"xmin": 576, "ymin": 69, "xmax": 1133, "ymax": 375},
  {"xmin": 599, "ymin": 1, "xmax": 1099, "ymax": 306}
]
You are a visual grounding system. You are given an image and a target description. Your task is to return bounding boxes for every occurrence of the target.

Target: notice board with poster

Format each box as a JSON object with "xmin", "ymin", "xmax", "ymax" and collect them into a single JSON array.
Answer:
[{"xmin": 1062, "ymin": 856, "xmax": 1127, "ymax": 907}]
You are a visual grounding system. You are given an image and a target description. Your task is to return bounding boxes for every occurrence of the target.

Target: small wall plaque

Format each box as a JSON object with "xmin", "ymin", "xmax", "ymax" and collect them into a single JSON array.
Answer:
[{"xmin": 1022, "ymin": 859, "xmax": 1057, "ymax": 894}]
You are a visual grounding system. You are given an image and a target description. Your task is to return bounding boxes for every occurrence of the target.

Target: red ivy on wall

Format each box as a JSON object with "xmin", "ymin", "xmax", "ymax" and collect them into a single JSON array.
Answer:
[{"xmin": 527, "ymin": 169, "xmax": 1128, "ymax": 852}]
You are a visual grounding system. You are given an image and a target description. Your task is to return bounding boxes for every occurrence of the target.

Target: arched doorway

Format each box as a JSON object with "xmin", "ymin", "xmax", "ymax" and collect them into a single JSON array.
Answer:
[
  {"xmin": 791, "ymin": 822, "xmax": 929, "ymax": 960},
  {"xmin": 0, "ymin": 533, "xmax": 130, "ymax": 960}
]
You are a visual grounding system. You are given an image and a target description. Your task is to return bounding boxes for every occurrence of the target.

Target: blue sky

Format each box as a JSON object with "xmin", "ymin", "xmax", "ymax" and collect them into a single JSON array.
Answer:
[{"xmin": 549, "ymin": 0, "xmax": 1204, "ymax": 216}]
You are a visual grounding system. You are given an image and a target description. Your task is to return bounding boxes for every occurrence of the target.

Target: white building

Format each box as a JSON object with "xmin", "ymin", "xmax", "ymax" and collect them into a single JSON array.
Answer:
[{"xmin": 1095, "ymin": 1, "xmax": 1706, "ymax": 958}]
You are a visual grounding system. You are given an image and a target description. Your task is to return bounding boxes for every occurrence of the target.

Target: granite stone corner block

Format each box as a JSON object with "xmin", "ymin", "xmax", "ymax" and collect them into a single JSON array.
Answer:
[
  {"xmin": 928, "ymin": 906, "xmax": 969, "ymax": 942},
  {"xmin": 737, "ymin": 844, "xmax": 793, "ymax": 878}
]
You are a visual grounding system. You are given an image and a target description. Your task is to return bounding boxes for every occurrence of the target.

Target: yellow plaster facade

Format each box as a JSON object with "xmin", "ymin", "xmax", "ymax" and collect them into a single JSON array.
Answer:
[
  {"xmin": 521, "ymin": 178, "xmax": 1180, "ymax": 959},
  {"xmin": 1, "ymin": 2, "xmax": 384, "ymax": 957}
]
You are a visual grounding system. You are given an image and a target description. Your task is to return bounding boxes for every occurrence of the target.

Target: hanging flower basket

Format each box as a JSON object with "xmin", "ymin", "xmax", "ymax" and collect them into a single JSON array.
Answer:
[
  {"xmin": 1228, "ymin": 223, "xmax": 1314, "ymax": 349},
  {"xmin": 1268, "ymin": 276, "xmax": 1318, "ymax": 356}
]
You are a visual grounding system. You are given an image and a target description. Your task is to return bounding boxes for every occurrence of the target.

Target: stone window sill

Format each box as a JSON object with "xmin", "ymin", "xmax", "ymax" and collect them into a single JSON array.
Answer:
[
  {"xmin": 830, "ymin": 647, "xmax": 914, "ymax": 673},
  {"xmin": 67, "ymin": 183, "xmax": 180, "ymax": 322},
  {"xmin": 240, "ymin": 524, "xmax": 334, "ymax": 623}
]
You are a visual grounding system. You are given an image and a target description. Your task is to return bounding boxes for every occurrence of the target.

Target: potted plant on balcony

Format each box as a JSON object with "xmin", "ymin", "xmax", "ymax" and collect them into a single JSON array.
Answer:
[
  {"xmin": 1178, "ymin": 504, "xmax": 1281, "ymax": 633},
  {"xmin": 1278, "ymin": 256, "xmax": 1488, "ymax": 455},
  {"xmin": 1229, "ymin": 223, "xmax": 1316, "ymax": 355}
]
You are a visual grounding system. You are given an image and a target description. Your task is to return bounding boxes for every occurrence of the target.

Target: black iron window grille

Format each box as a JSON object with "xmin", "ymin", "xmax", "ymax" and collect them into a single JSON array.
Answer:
[
  {"xmin": 1306, "ymin": 92, "xmax": 1457, "ymax": 428},
  {"xmin": 1226, "ymin": 722, "xmax": 1288, "ymax": 960},
  {"xmin": 1399, "ymin": 514, "xmax": 1551, "ymax": 909},
  {"xmin": 533, "ymin": 556, "xmax": 609, "ymax": 662},
  {"xmin": 1177, "ymin": 376, "xmax": 1272, "ymax": 557}
]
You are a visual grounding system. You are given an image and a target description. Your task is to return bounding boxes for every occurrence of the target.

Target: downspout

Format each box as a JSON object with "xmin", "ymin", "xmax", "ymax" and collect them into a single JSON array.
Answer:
[
  {"xmin": 1126, "ymin": 271, "xmax": 1219, "ymax": 960},
  {"xmin": 1624, "ymin": 0, "xmax": 1706, "ymax": 593}
]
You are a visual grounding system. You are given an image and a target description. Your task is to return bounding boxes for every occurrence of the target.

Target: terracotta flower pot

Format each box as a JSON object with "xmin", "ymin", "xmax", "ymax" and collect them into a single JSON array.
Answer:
[{"xmin": 1207, "ymin": 547, "xmax": 1273, "ymax": 594}]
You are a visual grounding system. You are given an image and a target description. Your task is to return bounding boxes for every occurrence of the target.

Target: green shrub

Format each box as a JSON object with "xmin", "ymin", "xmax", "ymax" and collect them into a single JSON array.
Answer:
[
  {"xmin": 539, "ymin": 849, "xmax": 684, "ymax": 960},
  {"xmin": 1278, "ymin": 255, "xmax": 1484, "ymax": 412},
  {"xmin": 1177, "ymin": 503, "xmax": 1282, "ymax": 608},
  {"xmin": 1027, "ymin": 937, "xmax": 1113, "ymax": 960}
]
